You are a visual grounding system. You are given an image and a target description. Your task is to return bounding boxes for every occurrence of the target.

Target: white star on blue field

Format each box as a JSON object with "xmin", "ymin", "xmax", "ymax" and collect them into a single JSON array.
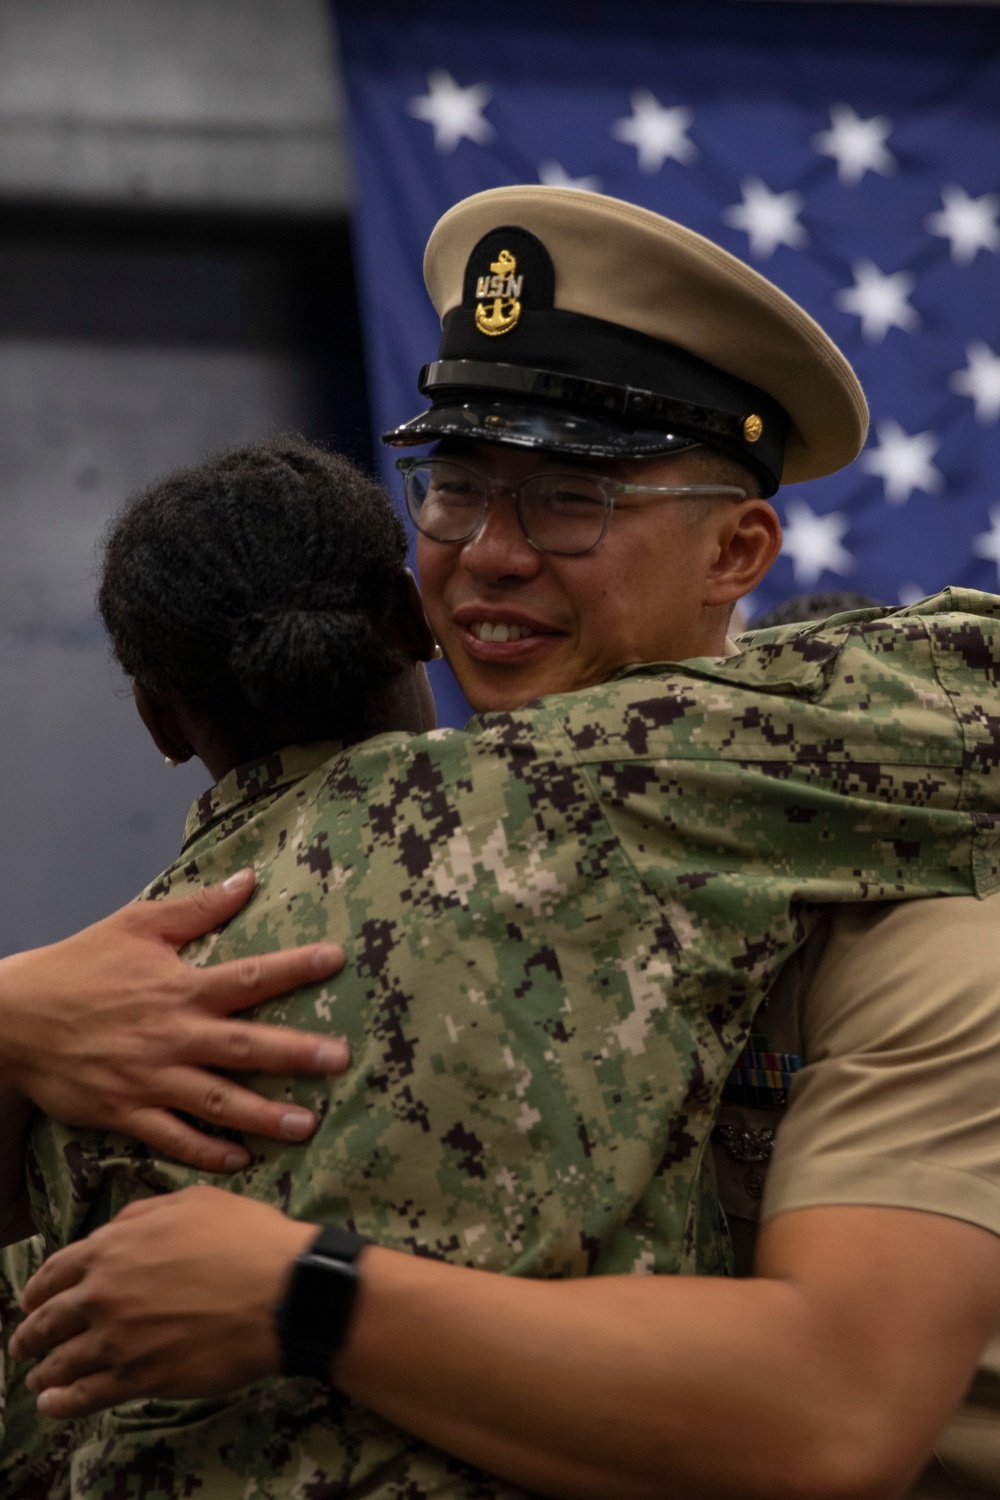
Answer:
[{"xmin": 337, "ymin": 2, "xmax": 1000, "ymax": 718}]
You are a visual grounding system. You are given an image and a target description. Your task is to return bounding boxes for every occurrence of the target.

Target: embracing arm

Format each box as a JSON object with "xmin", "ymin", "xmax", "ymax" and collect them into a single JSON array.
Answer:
[
  {"xmin": 13, "ymin": 1187, "xmax": 1000, "ymax": 1500},
  {"xmin": 0, "ymin": 870, "xmax": 347, "ymax": 1173},
  {"xmin": 316, "ymin": 1203, "xmax": 1000, "ymax": 1500}
]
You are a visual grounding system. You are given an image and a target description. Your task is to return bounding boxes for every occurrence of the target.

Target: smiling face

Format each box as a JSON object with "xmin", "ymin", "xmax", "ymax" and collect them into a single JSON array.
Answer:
[{"xmin": 415, "ymin": 441, "xmax": 782, "ymax": 714}]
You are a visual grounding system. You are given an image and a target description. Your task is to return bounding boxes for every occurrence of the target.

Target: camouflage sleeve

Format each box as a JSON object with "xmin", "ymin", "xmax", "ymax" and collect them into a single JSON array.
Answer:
[{"xmin": 0, "ymin": 1236, "xmax": 76, "ymax": 1499}]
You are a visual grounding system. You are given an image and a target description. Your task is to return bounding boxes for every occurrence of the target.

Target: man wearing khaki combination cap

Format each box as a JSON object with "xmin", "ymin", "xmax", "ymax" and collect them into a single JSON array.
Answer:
[{"xmin": 12, "ymin": 187, "xmax": 1000, "ymax": 1500}]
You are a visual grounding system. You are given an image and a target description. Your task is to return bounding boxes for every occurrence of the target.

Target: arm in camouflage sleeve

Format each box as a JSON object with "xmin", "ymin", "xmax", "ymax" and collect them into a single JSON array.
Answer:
[{"xmin": 13, "ymin": 1186, "xmax": 1000, "ymax": 1500}]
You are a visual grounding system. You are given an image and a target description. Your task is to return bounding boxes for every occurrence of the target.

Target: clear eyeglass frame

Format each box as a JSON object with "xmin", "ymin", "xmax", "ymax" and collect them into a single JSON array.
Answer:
[{"xmin": 395, "ymin": 455, "xmax": 747, "ymax": 558}]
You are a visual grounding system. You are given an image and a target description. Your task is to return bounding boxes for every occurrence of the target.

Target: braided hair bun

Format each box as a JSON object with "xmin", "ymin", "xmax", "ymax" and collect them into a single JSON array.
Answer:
[
  {"xmin": 228, "ymin": 606, "xmax": 380, "ymax": 719},
  {"xmin": 99, "ymin": 438, "xmax": 409, "ymax": 745}
]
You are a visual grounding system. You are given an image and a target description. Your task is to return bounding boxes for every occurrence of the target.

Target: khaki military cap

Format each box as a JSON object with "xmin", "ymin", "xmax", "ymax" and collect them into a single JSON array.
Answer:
[{"xmin": 383, "ymin": 185, "xmax": 869, "ymax": 496}]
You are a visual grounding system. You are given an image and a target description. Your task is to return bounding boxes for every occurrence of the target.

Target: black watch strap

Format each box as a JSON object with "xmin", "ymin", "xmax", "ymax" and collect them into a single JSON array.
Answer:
[{"xmin": 275, "ymin": 1225, "xmax": 369, "ymax": 1381}]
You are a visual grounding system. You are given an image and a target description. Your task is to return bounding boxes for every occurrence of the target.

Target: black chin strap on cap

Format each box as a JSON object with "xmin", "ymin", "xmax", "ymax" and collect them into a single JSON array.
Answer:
[
  {"xmin": 384, "ymin": 350, "xmax": 785, "ymax": 493},
  {"xmin": 426, "ymin": 356, "xmax": 760, "ymax": 446},
  {"xmin": 435, "ymin": 320, "xmax": 786, "ymax": 495}
]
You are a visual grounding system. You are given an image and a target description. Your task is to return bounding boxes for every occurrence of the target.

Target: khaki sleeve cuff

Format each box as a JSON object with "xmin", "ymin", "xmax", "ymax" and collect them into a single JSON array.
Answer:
[{"xmin": 761, "ymin": 1151, "xmax": 1000, "ymax": 1240}]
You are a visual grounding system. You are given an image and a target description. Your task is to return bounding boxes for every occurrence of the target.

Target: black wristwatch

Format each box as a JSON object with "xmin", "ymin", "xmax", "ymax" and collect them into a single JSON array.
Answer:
[{"xmin": 274, "ymin": 1225, "xmax": 369, "ymax": 1380}]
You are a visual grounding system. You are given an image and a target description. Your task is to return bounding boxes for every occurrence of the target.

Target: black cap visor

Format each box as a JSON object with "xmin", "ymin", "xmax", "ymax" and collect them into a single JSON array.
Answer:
[{"xmin": 383, "ymin": 395, "xmax": 700, "ymax": 462}]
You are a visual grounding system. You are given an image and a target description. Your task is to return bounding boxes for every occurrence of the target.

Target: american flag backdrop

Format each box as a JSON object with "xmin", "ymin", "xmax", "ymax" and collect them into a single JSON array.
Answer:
[{"xmin": 335, "ymin": 0, "xmax": 1000, "ymax": 728}]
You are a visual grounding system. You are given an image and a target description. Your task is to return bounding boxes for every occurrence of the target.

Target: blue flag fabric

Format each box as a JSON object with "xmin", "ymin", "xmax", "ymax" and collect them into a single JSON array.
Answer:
[{"xmin": 336, "ymin": 1, "xmax": 1000, "ymax": 727}]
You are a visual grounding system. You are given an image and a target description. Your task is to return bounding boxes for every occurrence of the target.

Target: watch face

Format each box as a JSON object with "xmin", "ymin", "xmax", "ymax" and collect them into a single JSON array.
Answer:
[{"xmin": 284, "ymin": 1252, "xmax": 360, "ymax": 1357}]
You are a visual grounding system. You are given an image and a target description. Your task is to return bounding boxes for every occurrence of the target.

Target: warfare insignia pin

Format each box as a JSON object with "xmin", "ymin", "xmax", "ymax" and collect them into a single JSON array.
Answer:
[{"xmin": 475, "ymin": 249, "xmax": 523, "ymax": 336}]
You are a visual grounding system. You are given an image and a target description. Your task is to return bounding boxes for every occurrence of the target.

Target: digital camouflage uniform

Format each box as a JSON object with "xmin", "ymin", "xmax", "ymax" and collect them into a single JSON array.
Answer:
[
  {"xmin": 0, "ymin": 1237, "xmax": 72, "ymax": 1500},
  {"xmin": 6, "ymin": 590, "xmax": 1000, "ymax": 1500}
]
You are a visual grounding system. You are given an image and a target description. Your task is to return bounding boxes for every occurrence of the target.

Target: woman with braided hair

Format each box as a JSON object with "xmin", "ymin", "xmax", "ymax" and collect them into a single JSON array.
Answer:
[
  {"xmin": 99, "ymin": 436, "xmax": 438, "ymax": 781},
  {"xmin": 0, "ymin": 435, "xmax": 438, "ymax": 1496}
]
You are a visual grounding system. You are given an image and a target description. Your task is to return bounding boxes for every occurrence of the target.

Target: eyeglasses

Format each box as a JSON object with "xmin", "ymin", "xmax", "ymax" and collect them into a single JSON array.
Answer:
[{"xmin": 395, "ymin": 457, "xmax": 746, "ymax": 558}]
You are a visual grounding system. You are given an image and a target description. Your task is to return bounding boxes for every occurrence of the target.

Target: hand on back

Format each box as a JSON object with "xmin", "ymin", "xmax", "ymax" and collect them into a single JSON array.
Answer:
[
  {"xmin": 0, "ymin": 870, "xmax": 348, "ymax": 1172},
  {"xmin": 11, "ymin": 1185, "xmax": 316, "ymax": 1415}
]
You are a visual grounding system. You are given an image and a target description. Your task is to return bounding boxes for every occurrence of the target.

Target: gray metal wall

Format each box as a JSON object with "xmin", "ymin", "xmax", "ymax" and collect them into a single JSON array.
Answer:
[
  {"xmin": 0, "ymin": 0, "xmax": 348, "ymax": 213},
  {"xmin": 0, "ymin": 0, "xmax": 360, "ymax": 952}
]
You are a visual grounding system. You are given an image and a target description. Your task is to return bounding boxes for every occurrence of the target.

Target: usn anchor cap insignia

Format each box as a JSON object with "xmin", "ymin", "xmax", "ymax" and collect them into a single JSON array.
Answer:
[
  {"xmin": 460, "ymin": 225, "xmax": 557, "ymax": 341},
  {"xmin": 475, "ymin": 248, "xmax": 523, "ymax": 335}
]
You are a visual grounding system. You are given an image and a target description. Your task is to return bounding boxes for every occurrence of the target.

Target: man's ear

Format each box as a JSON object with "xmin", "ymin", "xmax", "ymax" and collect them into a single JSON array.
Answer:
[
  {"xmin": 132, "ymin": 682, "xmax": 193, "ymax": 763},
  {"xmin": 703, "ymin": 500, "xmax": 783, "ymax": 605},
  {"xmin": 396, "ymin": 569, "xmax": 438, "ymax": 662}
]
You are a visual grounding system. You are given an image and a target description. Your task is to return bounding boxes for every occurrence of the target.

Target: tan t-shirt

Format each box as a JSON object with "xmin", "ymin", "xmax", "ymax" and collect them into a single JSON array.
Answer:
[{"xmin": 714, "ymin": 895, "xmax": 1000, "ymax": 1499}]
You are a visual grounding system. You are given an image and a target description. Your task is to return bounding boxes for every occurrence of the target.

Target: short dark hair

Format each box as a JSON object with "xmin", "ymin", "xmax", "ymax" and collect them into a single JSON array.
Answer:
[
  {"xmin": 99, "ymin": 437, "xmax": 408, "ymax": 744},
  {"xmin": 689, "ymin": 448, "xmax": 763, "ymax": 500}
]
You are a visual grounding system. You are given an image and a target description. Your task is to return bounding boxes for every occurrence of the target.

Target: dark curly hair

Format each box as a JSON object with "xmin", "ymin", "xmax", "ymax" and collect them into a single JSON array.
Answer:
[{"xmin": 98, "ymin": 437, "xmax": 409, "ymax": 745}]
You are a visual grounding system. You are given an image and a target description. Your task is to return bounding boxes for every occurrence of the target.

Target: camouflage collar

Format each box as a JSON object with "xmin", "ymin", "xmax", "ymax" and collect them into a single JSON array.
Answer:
[
  {"xmin": 182, "ymin": 742, "xmax": 343, "ymax": 852},
  {"xmin": 610, "ymin": 637, "xmax": 742, "ymax": 684}
]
